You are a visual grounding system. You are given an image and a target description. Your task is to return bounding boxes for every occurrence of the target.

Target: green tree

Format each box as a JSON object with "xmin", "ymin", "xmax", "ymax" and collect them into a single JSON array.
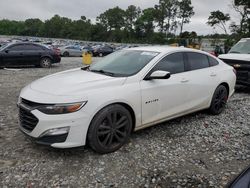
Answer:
[
  {"xmin": 178, "ymin": 0, "xmax": 194, "ymax": 34},
  {"xmin": 24, "ymin": 18, "xmax": 44, "ymax": 36},
  {"xmin": 43, "ymin": 15, "xmax": 72, "ymax": 38},
  {"xmin": 97, "ymin": 7, "xmax": 126, "ymax": 31},
  {"xmin": 135, "ymin": 8, "xmax": 156, "ymax": 43},
  {"xmin": 125, "ymin": 5, "xmax": 141, "ymax": 31},
  {"xmin": 231, "ymin": 0, "xmax": 249, "ymax": 35},
  {"xmin": 154, "ymin": 0, "xmax": 179, "ymax": 34},
  {"xmin": 207, "ymin": 11, "xmax": 230, "ymax": 34}
]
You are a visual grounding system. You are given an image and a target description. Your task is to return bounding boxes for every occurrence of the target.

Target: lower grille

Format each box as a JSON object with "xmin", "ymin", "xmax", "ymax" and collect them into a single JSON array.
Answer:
[
  {"xmin": 19, "ymin": 107, "xmax": 38, "ymax": 132},
  {"xmin": 237, "ymin": 71, "xmax": 249, "ymax": 81}
]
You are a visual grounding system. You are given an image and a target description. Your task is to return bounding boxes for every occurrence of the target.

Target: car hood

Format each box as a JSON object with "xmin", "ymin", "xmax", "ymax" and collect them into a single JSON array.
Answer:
[
  {"xmin": 219, "ymin": 54, "xmax": 250, "ymax": 61},
  {"xmin": 29, "ymin": 68, "xmax": 126, "ymax": 97}
]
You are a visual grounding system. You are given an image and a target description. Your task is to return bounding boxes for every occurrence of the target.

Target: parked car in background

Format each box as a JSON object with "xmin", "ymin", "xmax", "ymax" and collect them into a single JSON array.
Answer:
[
  {"xmin": 0, "ymin": 42, "xmax": 61, "ymax": 68},
  {"xmin": 59, "ymin": 45, "xmax": 83, "ymax": 57},
  {"xmin": 81, "ymin": 46, "xmax": 94, "ymax": 54},
  {"xmin": 92, "ymin": 45, "xmax": 113, "ymax": 57},
  {"xmin": 18, "ymin": 46, "xmax": 236, "ymax": 153},
  {"xmin": 219, "ymin": 38, "xmax": 250, "ymax": 87}
]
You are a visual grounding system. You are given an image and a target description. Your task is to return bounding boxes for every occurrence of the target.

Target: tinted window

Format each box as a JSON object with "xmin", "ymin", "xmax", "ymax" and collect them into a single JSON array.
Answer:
[
  {"xmin": 152, "ymin": 52, "xmax": 185, "ymax": 74},
  {"xmin": 186, "ymin": 52, "xmax": 209, "ymax": 70},
  {"xmin": 31, "ymin": 45, "xmax": 43, "ymax": 51},
  {"xmin": 208, "ymin": 56, "xmax": 219, "ymax": 66},
  {"xmin": 8, "ymin": 44, "xmax": 24, "ymax": 51},
  {"xmin": 22, "ymin": 44, "xmax": 40, "ymax": 51}
]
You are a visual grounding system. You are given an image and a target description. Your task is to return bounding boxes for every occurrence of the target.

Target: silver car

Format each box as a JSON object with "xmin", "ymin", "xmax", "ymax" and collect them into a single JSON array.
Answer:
[{"xmin": 59, "ymin": 45, "xmax": 83, "ymax": 57}]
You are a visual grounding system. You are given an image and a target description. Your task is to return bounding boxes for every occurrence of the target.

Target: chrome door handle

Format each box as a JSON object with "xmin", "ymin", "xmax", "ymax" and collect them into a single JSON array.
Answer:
[{"xmin": 181, "ymin": 79, "xmax": 189, "ymax": 83}]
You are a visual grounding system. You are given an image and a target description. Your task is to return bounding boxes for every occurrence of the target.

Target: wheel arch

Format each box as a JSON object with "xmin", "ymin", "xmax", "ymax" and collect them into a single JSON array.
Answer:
[
  {"xmin": 219, "ymin": 82, "xmax": 230, "ymax": 97},
  {"xmin": 85, "ymin": 102, "xmax": 136, "ymax": 145},
  {"xmin": 40, "ymin": 55, "xmax": 53, "ymax": 61}
]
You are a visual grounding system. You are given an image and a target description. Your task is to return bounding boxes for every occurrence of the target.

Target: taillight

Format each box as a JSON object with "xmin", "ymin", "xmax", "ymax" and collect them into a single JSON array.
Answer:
[
  {"xmin": 53, "ymin": 48, "xmax": 60, "ymax": 56},
  {"xmin": 233, "ymin": 68, "xmax": 236, "ymax": 75}
]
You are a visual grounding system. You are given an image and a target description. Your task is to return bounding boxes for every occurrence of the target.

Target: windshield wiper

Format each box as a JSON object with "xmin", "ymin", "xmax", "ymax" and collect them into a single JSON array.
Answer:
[
  {"xmin": 81, "ymin": 65, "xmax": 90, "ymax": 70},
  {"xmin": 90, "ymin": 69, "xmax": 114, "ymax": 76}
]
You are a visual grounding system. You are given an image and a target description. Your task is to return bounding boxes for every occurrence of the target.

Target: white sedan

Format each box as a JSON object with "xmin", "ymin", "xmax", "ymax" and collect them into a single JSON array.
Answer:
[{"xmin": 18, "ymin": 46, "xmax": 236, "ymax": 153}]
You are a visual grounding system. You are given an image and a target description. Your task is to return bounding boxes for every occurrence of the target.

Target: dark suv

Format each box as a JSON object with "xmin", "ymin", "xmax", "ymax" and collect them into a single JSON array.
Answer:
[{"xmin": 0, "ymin": 42, "xmax": 61, "ymax": 68}]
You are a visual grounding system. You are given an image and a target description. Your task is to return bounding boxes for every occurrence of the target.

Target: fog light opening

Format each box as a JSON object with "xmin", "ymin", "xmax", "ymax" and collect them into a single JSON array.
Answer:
[{"xmin": 39, "ymin": 127, "xmax": 70, "ymax": 137}]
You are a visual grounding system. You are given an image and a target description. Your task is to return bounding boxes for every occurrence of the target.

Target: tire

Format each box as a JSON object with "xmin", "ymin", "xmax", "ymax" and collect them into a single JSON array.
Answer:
[
  {"xmin": 209, "ymin": 85, "xmax": 228, "ymax": 115},
  {"xmin": 40, "ymin": 57, "xmax": 52, "ymax": 68},
  {"xmin": 87, "ymin": 104, "xmax": 133, "ymax": 154},
  {"xmin": 63, "ymin": 51, "xmax": 69, "ymax": 57}
]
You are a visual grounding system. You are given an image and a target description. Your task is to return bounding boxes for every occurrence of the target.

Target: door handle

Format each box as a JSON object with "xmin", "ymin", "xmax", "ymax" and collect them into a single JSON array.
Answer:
[
  {"xmin": 181, "ymin": 78, "xmax": 189, "ymax": 83},
  {"xmin": 210, "ymin": 72, "xmax": 217, "ymax": 77}
]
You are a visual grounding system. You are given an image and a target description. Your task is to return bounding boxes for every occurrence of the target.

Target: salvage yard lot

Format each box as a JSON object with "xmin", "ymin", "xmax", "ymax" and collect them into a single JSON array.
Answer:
[{"xmin": 0, "ymin": 57, "xmax": 250, "ymax": 187}]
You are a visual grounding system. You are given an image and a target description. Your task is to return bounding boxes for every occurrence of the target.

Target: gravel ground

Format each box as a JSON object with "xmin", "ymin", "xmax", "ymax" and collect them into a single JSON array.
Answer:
[{"xmin": 0, "ymin": 57, "xmax": 249, "ymax": 188}]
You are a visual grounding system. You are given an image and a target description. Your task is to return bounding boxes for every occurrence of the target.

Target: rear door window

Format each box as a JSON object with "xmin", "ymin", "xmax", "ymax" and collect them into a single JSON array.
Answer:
[
  {"xmin": 208, "ymin": 56, "xmax": 219, "ymax": 66},
  {"xmin": 186, "ymin": 52, "xmax": 209, "ymax": 71},
  {"xmin": 152, "ymin": 52, "xmax": 185, "ymax": 74}
]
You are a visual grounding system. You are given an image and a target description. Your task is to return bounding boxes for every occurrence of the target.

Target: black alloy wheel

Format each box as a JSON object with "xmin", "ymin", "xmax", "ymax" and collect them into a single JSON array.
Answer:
[
  {"xmin": 209, "ymin": 85, "xmax": 228, "ymax": 115},
  {"xmin": 88, "ymin": 104, "xmax": 132, "ymax": 154}
]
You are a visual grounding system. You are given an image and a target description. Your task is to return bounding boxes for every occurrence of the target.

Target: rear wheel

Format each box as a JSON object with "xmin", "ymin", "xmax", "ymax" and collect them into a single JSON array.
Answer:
[
  {"xmin": 40, "ymin": 57, "xmax": 52, "ymax": 68},
  {"xmin": 209, "ymin": 85, "xmax": 228, "ymax": 115},
  {"xmin": 87, "ymin": 104, "xmax": 132, "ymax": 154}
]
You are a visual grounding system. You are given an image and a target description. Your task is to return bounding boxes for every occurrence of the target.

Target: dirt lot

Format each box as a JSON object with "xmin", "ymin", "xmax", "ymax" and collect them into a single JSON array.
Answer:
[{"xmin": 0, "ymin": 57, "xmax": 250, "ymax": 187}]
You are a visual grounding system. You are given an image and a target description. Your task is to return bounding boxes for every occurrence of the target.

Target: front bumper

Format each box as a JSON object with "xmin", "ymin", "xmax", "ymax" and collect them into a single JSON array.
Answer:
[
  {"xmin": 18, "ymin": 100, "xmax": 91, "ymax": 148},
  {"xmin": 20, "ymin": 128, "xmax": 68, "ymax": 146},
  {"xmin": 236, "ymin": 70, "xmax": 250, "ymax": 86}
]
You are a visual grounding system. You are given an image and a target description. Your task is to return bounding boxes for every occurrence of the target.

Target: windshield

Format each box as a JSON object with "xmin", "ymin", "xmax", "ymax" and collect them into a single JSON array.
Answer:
[
  {"xmin": 0, "ymin": 43, "xmax": 8, "ymax": 51},
  {"xmin": 89, "ymin": 50, "xmax": 159, "ymax": 77},
  {"xmin": 229, "ymin": 39, "xmax": 250, "ymax": 54}
]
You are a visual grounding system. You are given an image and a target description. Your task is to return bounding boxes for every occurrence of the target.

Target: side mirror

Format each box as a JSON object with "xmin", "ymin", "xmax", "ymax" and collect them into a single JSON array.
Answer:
[{"xmin": 145, "ymin": 70, "xmax": 171, "ymax": 80}]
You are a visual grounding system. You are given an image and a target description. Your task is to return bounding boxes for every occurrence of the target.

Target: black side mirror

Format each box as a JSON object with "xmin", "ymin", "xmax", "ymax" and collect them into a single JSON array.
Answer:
[{"xmin": 145, "ymin": 70, "xmax": 171, "ymax": 80}]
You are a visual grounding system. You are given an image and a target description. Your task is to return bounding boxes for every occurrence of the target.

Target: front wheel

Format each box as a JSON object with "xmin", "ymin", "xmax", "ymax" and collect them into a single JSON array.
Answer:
[
  {"xmin": 63, "ymin": 51, "xmax": 69, "ymax": 57},
  {"xmin": 209, "ymin": 85, "xmax": 228, "ymax": 115},
  {"xmin": 87, "ymin": 104, "xmax": 132, "ymax": 154},
  {"xmin": 40, "ymin": 57, "xmax": 52, "ymax": 68}
]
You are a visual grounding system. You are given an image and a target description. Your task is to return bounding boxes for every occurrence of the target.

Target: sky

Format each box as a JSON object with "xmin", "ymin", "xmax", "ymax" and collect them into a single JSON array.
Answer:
[{"xmin": 0, "ymin": 0, "xmax": 240, "ymax": 35}]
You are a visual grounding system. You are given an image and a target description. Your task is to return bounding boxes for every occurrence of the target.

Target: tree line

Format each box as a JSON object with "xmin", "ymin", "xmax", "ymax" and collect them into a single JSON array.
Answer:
[{"xmin": 0, "ymin": 0, "xmax": 249, "ymax": 44}]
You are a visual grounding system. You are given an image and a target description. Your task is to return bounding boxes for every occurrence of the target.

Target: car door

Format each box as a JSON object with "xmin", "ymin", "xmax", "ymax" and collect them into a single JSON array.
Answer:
[
  {"xmin": 140, "ymin": 52, "xmax": 190, "ymax": 125},
  {"xmin": 20, "ymin": 44, "xmax": 42, "ymax": 66},
  {"xmin": 2, "ymin": 44, "xmax": 24, "ymax": 67},
  {"xmin": 183, "ymin": 52, "xmax": 220, "ymax": 111}
]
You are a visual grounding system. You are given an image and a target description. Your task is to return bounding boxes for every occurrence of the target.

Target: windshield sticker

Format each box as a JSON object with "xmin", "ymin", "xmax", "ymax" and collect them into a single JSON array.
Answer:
[{"xmin": 141, "ymin": 52, "xmax": 158, "ymax": 56}]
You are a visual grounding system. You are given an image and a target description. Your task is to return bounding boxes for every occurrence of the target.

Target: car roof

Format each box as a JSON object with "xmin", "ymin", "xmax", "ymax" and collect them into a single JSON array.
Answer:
[{"xmin": 126, "ymin": 46, "xmax": 203, "ymax": 54}]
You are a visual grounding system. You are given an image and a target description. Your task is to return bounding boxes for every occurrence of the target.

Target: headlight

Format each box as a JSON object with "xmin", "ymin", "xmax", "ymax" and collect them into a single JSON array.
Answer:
[{"xmin": 37, "ymin": 102, "xmax": 87, "ymax": 115}]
